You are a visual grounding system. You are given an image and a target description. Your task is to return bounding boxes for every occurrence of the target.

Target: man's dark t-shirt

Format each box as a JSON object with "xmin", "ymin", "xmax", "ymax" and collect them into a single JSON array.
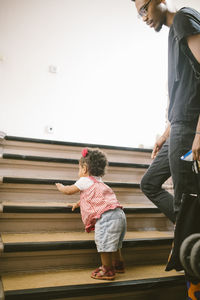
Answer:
[{"xmin": 168, "ymin": 7, "xmax": 200, "ymax": 124}]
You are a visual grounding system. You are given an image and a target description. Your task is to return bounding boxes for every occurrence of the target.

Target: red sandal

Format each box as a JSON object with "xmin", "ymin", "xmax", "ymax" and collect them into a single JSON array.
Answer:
[
  {"xmin": 113, "ymin": 261, "xmax": 125, "ymax": 273},
  {"xmin": 91, "ymin": 265, "xmax": 115, "ymax": 280}
]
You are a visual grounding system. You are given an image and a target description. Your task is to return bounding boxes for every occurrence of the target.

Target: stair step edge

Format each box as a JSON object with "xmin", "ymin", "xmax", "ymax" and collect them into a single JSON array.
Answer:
[
  {"xmin": 2, "ymin": 237, "xmax": 173, "ymax": 252},
  {"xmin": 2, "ymin": 205, "xmax": 161, "ymax": 214},
  {"xmin": 2, "ymin": 177, "xmax": 140, "ymax": 188},
  {"xmin": 2, "ymin": 154, "xmax": 150, "ymax": 169},
  {"xmin": 4, "ymin": 135, "xmax": 153, "ymax": 153},
  {"xmin": 4, "ymin": 275, "xmax": 185, "ymax": 300}
]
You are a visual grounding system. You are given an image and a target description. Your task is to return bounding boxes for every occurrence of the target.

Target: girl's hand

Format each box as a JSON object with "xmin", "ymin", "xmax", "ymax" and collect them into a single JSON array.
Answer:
[
  {"xmin": 67, "ymin": 202, "xmax": 80, "ymax": 211},
  {"xmin": 55, "ymin": 183, "xmax": 65, "ymax": 193}
]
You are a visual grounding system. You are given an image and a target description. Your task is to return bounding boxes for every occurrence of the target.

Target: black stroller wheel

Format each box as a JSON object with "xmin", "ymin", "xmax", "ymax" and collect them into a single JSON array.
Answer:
[
  {"xmin": 180, "ymin": 234, "xmax": 200, "ymax": 276},
  {"xmin": 190, "ymin": 239, "xmax": 200, "ymax": 279}
]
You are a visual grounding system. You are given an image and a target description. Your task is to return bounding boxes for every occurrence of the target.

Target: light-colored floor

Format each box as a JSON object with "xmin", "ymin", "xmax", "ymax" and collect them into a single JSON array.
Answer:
[{"xmin": 2, "ymin": 264, "xmax": 182, "ymax": 291}]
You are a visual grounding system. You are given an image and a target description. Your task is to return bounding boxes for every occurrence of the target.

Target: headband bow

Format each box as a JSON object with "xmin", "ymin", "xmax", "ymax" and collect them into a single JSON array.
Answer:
[{"xmin": 82, "ymin": 148, "xmax": 88, "ymax": 158}]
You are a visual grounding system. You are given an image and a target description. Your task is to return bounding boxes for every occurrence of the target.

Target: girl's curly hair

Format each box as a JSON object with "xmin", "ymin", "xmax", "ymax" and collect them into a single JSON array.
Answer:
[{"xmin": 80, "ymin": 148, "xmax": 108, "ymax": 177}]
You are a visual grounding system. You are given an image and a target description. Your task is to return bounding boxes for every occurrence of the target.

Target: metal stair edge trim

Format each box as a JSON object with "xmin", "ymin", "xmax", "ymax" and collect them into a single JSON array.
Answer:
[
  {"xmin": 3, "ymin": 237, "xmax": 173, "ymax": 253},
  {"xmin": 2, "ymin": 153, "xmax": 150, "ymax": 169},
  {"xmin": 3, "ymin": 275, "xmax": 185, "ymax": 300},
  {"xmin": 2, "ymin": 205, "xmax": 160, "ymax": 214},
  {"xmin": 2, "ymin": 177, "xmax": 140, "ymax": 188},
  {"xmin": 4, "ymin": 135, "xmax": 153, "ymax": 153}
]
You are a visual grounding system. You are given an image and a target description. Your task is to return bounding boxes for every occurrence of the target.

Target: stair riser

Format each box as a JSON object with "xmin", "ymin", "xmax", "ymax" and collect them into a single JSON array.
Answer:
[
  {"xmin": 0, "ymin": 214, "xmax": 173, "ymax": 233},
  {"xmin": 53, "ymin": 286, "xmax": 187, "ymax": 300},
  {"xmin": 0, "ymin": 245, "xmax": 171, "ymax": 273},
  {"xmin": 0, "ymin": 184, "xmax": 172, "ymax": 206},
  {"xmin": 0, "ymin": 160, "xmax": 147, "ymax": 183},
  {"xmin": 1, "ymin": 141, "xmax": 153, "ymax": 164},
  {"xmin": 126, "ymin": 214, "xmax": 173, "ymax": 231}
]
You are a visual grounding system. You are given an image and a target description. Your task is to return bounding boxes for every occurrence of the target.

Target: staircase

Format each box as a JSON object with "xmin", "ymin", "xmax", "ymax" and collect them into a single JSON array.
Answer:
[{"xmin": 0, "ymin": 133, "xmax": 187, "ymax": 299}]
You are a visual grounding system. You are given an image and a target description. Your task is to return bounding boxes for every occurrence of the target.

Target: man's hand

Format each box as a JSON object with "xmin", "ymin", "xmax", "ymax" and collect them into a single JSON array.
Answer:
[
  {"xmin": 192, "ymin": 133, "xmax": 200, "ymax": 161},
  {"xmin": 151, "ymin": 135, "xmax": 167, "ymax": 159}
]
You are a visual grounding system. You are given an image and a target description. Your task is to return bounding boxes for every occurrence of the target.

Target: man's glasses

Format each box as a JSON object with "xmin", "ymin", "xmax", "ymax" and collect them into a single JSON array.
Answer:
[{"xmin": 138, "ymin": 0, "xmax": 152, "ymax": 18}]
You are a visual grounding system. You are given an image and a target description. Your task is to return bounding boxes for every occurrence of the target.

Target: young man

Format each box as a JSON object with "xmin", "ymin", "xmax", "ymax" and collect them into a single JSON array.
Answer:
[{"xmin": 132, "ymin": 0, "xmax": 200, "ymax": 224}]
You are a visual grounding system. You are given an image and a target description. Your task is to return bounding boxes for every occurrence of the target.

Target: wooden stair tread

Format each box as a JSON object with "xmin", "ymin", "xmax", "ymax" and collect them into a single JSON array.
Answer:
[
  {"xmin": 1, "ymin": 136, "xmax": 153, "ymax": 166},
  {"xmin": 1, "ymin": 176, "xmax": 172, "ymax": 187},
  {"xmin": 1, "ymin": 153, "xmax": 150, "ymax": 169},
  {"xmin": 0, "ymin": 157, "xmax": 149, "ymax": 184},
  {"xmin": 2, "ymin": 201, "xmax": 72, "ymax": 207},
  {"xmin": 3, "ymin": 135, "xmax": 152, "ymax": 153},
  {"xmin": 1, "ymin": 176, "xmax": 141, "ymax": 187},
  {"xmin": 2, "ymin": 265, "xmax": 182, "ymax": 291},
  {"xmin": 1, "ymin": 201, "xmax": 156, "ymax": 208},
  {"xmin": 1, "ymin": 202, "xmax": 162, "ymax": 215},
  {"xmin": 1, "ymin": 231, "xmax": 173, "ymax": 243},
  {"xmin": 1, "ymin": 204, "xmax": 174, "ymax": 234}
]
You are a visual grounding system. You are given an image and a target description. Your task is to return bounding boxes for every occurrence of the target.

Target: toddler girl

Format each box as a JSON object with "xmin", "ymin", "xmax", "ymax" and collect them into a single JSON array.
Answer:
[{"xmin": 56, "ymin": 147, "xmax": 127, "ymax": 280}]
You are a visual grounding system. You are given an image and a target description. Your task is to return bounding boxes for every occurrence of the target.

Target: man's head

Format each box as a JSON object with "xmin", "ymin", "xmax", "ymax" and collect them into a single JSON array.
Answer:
[{"xmin": 132, "ymin": 0, "xmax": 168, "ymax": 32}]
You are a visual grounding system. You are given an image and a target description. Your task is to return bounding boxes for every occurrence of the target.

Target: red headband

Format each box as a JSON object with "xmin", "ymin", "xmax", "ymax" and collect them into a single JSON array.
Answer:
[{"xmin": 82, "ymin": 148, "xmax": 88, "ymax": 158}]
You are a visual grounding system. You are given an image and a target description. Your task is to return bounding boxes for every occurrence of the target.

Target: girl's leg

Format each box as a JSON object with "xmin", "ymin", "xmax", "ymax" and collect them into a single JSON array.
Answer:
[
  {"xmin": 91, "ymin": 252, "xmax": 115, "ymax": 280},
  {"xmin": 112, "ymin": 249, "xmax": 125, "ymax": 273},
  {"xmin": 92, "ymin": 209, "xmax": 126, "ymax": 280},
  {"xmin": 100, "ymin": 250, "xmax": 124, "ymax": 269},
  {"xmin": 112, "ymin": 249, "xmax": 123, "ymax": 262},
  {"xmin": 100, "ymin": 252, "xmax": 112, "ymax": 268}
]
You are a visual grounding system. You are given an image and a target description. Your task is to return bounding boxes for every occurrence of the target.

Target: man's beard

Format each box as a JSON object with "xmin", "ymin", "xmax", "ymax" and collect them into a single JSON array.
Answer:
[
  {"xmin": 154, "ymin": 15, "xmax": 166, "ymax": 32},
  {"xmin": 154, "ymin": 23, "xmax": 163, "ymax": 32}
]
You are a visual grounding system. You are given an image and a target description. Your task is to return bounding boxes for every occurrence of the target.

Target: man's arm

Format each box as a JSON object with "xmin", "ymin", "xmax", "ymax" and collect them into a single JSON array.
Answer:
[
  {"xmin": 151, "ymin": 123, "xmax": 170, "ymax": 159},
  {"xmin": 187, "ymin": 34, "xmax": 200, "ymax": 160},
  {"xmin": 187, "ymin": 34, "xmax": 200, "ymax": 63},
  {"xmin": 192, "ymin": 116, "xmax": 200, "ymax": 161}
]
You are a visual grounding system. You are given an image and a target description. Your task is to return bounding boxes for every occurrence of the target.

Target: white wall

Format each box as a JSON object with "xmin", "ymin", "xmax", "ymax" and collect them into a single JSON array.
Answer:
[
  {"xmin": 172, "ymin": 0, "xmax": 200, "ymax": 11},
  {"xmin": 0, "ymin": 0, "xmax": 199, "ymax": 148}
]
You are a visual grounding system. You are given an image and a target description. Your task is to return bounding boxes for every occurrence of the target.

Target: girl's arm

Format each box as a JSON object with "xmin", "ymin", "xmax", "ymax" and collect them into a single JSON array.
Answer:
[
  {"xmin": 56, "ymin": 183, "xmax": 81, "ymax": 211},
  {"xmin": 56, "ymin": 183, "xmax": 80, "ymax": 195}
]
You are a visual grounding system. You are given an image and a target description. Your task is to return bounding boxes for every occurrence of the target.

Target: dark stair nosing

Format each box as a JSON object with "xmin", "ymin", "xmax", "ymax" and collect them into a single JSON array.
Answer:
[
  {"xmin": 3, "ymin": 237, "xmax": 173, "ymax": 252},
  {"xmin": 5, "ymin": 135, "xmax": 152, "ymax": 153},
  {"xmin": 4, "ymin": 275, "xmax": 185, "ymax": 300},
  {"xmin": 2, "ymin": 153, "xmax": 150, "ymax": 169},
  {"xmin": 2, "ymin": 154, "xmax": 78, "ymax": 165},
  {"xmin": 2, "ymin": 177, "xmax": 140, "ymax": 188},
  {"xmin": 2, "ymin": 205, "xmax": 160, "ymax": 214}
]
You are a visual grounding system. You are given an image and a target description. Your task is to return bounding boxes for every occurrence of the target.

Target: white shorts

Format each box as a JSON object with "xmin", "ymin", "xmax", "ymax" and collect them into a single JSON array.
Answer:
[{"xmin": 95, "ymin": 208, "xmax": 127, "ymax": 252}]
